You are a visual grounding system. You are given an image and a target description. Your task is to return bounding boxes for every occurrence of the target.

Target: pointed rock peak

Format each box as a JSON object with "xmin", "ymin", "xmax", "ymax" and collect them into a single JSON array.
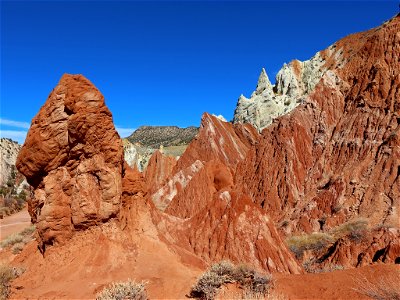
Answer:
[{"xmin": 256, "ymin": 68, "xmax": 272, "ymax": 94}]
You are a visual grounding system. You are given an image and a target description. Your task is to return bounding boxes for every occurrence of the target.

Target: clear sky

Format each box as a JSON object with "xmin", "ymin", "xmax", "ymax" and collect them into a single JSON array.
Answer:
[{"xmin": 1, "ymin": 1, "xmax": 398, "ymax": 143}]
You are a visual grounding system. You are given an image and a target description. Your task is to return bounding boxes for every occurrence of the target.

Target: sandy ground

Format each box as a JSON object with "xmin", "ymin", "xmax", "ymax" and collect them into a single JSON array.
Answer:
[{"xmin": 0, "ymin": 209, "xmax": 31, "ymax": 241}]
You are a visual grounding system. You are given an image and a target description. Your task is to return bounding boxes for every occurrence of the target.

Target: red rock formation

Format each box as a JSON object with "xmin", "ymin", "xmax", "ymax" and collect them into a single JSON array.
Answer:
[
  {"xmin": 173, "ymin": 113, "xmax": 258, "ymax": 172},
  {"xmin": 317, "ymin": 227, "xmax": 400, "ymax": 269},
  {"xmin": 150, "ymin": 113, "xmax": 301, "ymax": 273},
  {"xmin": 16, "ymin": 74, "xmax": 125, "ymax": 248},
  {"xmin": 235, "ymin": 15, "xmax": 400, "ymax": 235},
  {"xmin": 151, "ymin": 113, "xmax": 258, "ymax": 215},
  {"xmin": 144, "ymin": 150, "xmax": 177, "ymax": 195},
  {"xmin": 163, "ymin": 190, "xmax": 302, "ymax": 274}
]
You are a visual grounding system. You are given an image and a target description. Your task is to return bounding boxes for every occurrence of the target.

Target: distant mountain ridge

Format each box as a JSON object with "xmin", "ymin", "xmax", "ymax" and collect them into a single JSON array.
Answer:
[{"xmin": 127, "ymin": 126, "xmax": 199, "ymax": 149}]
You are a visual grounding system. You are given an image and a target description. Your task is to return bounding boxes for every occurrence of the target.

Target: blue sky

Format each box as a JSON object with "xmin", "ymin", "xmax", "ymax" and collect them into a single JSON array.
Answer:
[{"xmin": 1, "ymin": 1, "xmax": 397, "ymax": 143}]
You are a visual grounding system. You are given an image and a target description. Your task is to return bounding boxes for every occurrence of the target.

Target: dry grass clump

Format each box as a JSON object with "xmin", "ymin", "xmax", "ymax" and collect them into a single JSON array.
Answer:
[
  {"xmin": 354, "ymin": 274, "xmax": 400, "ymax": 300},
  {"xmin": 330, "ymin": 218, "xmax": 368, "ymax": 241},
  {"xmin": 0, "ymin": 225, "xmax": 35, "ymax": 254},
  {"xmin": 287, "ymin": 218, "xmax": 369, "ymax": 259},
  {"xmin": 286, "ymin": 232, "xmax": 334, "ymax": 258},
  {"xmin": 190, "ymin": 261, "xmax": 272, "ymax": 300},
  {"xmin": 0, "ymin": 264, "xmax": 24, "ymax": 300},
  {"xmin": 96, "ymin": 280, "xmax": 147, "ymax": 300}
]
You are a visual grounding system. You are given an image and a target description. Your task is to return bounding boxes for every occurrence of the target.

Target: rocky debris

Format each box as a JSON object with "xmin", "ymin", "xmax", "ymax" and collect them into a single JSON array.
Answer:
[
  {"xmin": 0, "ymin": 138, "xmax": 21, "ymax": 186},
  {"xmin": 16, "ymin": 74, "xmax": 125, "ymax": 249},
  {"xmin": 235, "ymin": 15, "xmax": 400, "ymax": 236},
  {"xmin": 127, "ymin": 125, "xmax": 198, "ymax": 149}
]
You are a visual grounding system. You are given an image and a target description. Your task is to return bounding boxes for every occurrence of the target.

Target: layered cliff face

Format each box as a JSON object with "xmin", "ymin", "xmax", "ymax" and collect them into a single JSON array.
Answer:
[
  {"xmin": 150, "ymin": 15, "xmax": 400, "ymax": 271},
  {"xmin": 16, "ymin": 74, "xmax": 125, "ymax": 248},
  {"xmin": 235, "ymin": 15, "xmax": 400, "ymax": 234},
  {"xmin": 147, "ymin": 113, "xmax": 302, "ymax": 273},
  {"xmin": 13, "ymin": 73, "xmax": 302, "ymax": 300}
]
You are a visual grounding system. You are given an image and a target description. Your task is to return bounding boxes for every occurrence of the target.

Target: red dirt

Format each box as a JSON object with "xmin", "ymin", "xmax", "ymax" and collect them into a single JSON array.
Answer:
[{"xmin": 0, "ymin": 209, "xmax": 31, "ymax": 241}]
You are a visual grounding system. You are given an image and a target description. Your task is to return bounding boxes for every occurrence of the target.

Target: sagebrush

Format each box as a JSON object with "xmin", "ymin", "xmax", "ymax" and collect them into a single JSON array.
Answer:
[
  {"xmin": 96, "ymin": 280, "xmax": 147, "ymax": 300},
  {"xmin": 0, "ymin": 265, "xmax": 24, "ymax": 300},
  {"xmin": 190, "ymin": 261, "xmax": 272, "ymax": 300}
]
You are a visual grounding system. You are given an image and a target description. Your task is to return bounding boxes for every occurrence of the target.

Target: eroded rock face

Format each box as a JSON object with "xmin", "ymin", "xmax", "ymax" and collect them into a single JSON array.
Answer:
[
  {"xmin": 149, "ymin": 113, "xmax": 302, "ymax": 273},
  {"xmin": 233, "ymin": 50, "xmax": 326, "ymax": 131},
  {"xmin": 234, "ymin": 16, "xmax": 400, "ymax": 239},
  {"xmin": 151, "ymin": 113, "xmax": 258, "ymax": 213},
  {"xmin": 144, "ymin": 150, "xmax": 177, "ymax": 196},
  {"xmin": 16, "ymin": 74, "xmax": 124, "ymax": 248},
  {"xmin": 317, "ymin": 227, "xmax": 400, "ymax": 269},
  {"xmin": 158, "ymin": 191, "xmax": 302, "ymax": 274}
]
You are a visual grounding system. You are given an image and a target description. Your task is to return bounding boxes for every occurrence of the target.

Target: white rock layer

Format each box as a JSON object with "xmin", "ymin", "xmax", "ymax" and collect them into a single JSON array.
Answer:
[{"xmin": 233, "ymin": 52, "xmax": 327, "ymax": 131}]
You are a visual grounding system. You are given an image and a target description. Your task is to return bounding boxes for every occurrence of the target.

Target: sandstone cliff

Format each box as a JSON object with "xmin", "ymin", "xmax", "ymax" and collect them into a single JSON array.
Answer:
[{"xmin": 0, "ymin": 138, "xmax": 21, "ymax": 186}]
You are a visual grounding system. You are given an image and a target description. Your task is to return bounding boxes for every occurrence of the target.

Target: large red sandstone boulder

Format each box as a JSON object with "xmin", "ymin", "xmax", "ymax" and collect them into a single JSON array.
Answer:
[{"xmin": 16, "ymin": 74, "xmax": 124, "ymax": 248}]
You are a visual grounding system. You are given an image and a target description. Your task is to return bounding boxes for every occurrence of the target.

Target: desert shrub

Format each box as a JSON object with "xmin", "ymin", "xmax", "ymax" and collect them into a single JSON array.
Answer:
[
  {"xmin": 0, "ymin": 234, "xmax": 24, "ymax": 249},
  {"xmin": 210, "ymin": 261, "xmax": 235, "ymax": 280},
  {"xmin": 286, "ymin": 232, "xmax": 334, "ymax": 259},
  {"xmin": 302, "ymin": 258, "xmax": 344, "ymax": 273},
  {"xmin": 96, "ymin": 280, "xmax": 147, "ymax": 300},
  {"xmin": 190, "ymin": 261, "xmax": 272, "ymax": 300},
  {"xmin": 354, "ymin": 275, "xmax": 400, "ymax": 300},
  {"xmin": 11, "ymin": 243, "xmax": 25, "ymax": 255},
  {"xmin": 0, "ymin": 225, "xmax": 35, "ymax": 252},
  {"xmin": 330, "ymin": 218, "xmax": 368, "ymax": 242},
  {"xmin": 191, "ymin": 271, "xmax": 225, "ymax": 300},
  {"xmin": 0, "ymin": 265, "xmax": 24, "ymax": 300},
  {"xmin": 20, "ymin": 225, "xmax": 36, "ymax": 237}
]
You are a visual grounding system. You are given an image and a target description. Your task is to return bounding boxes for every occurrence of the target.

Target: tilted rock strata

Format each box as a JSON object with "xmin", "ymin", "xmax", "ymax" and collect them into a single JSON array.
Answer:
[
  {"xmin": 157, "ymin": 190, "xmax": 302, "ymax": 274},
  {"xmin": 16, "ymin": 74, "xmax": 124, "ymax": 248},
  {"xmin": 144, "ymin": 150, "xmax": 177, "ymax": 196},
  {"xmin": 149, "ymin": 114, "xmax": 302, "ymax": 273},
  {"xmin": 235, "ymin": 15, "xmax": 400, "ymax": 234},
  {"xmin": 152, "ymin": 113, "xmax": 258, "ymax": 214}
]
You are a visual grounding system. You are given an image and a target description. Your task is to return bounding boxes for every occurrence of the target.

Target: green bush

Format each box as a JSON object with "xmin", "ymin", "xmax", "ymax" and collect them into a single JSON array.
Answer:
[{"xmin": 96, "ymin": 280, "xmax": 147, "ymax": 300}]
